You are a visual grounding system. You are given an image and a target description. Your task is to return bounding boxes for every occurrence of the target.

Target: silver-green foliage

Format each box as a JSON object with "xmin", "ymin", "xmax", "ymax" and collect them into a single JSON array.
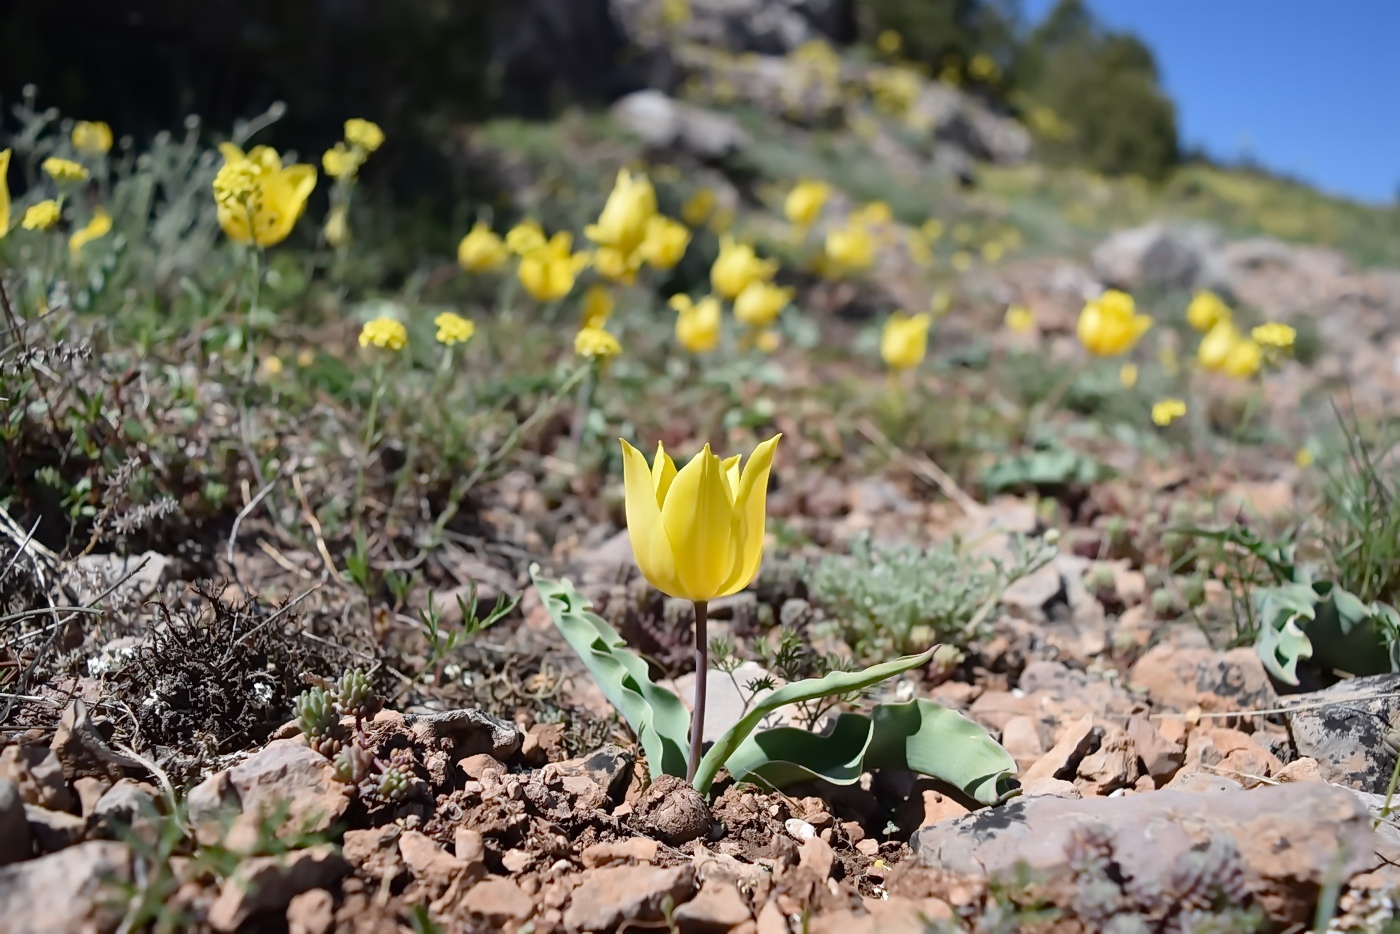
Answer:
[{"xmin": 807, "ymin": 531, "xmax": 1057, "ymax": 660}]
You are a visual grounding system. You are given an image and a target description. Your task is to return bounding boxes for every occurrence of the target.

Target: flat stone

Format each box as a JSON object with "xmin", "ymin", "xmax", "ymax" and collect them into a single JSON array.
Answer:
[
  {"xmin": 1124, "ymin": 715, "xmax": 1184, "ymax": 784},
  {"xmin": 406, "ymin": 707, "xmax": 522, "ymax": 762},
  {"xmin": 0, "ymin": 779, "xmax": 32, "ymax": 865},
  {"xmin": 24, "ymin": 804, "xmax": 86, "ymax": 852},
  {"xmin": 1286, "ymin": 673, "xmax": 1400, "ymax": 793},
  {"xmin": 581, "ymin": 838, "xmax": 659, "ymax": 868},
  {"xmin": 0, "ymin": 745, "xmax": 73, "ymax": 812},
  {"xmin": 286, "ymin": 888, "xmax": 335, "ymax": 934},
  {"xmin": 187, "ymin": 740, "xmax": 350, "ymax": 850},
  {"xmin": 673, "ymin": 877, "xmax": 752, "ymax": 932},
  {"xmin": 208, "ymin": 844, "xmax": 348, "ymax": 931},
  {"xmin": 0, "ymin": 840, "xmax": 132, "ymax": 934},
  {"xmin": 564, "ymin": 864, "xmax": 696, "ymax": 933},
  {"xmin": 399, "ymin": 830, "xmax": 462, "ymax": 893},
  {"xmin": 1022, "ymin": 716, "xmax": 1098, "ymax": 784},
  {"xmin": 462, "ymin": 876, "xmax": 535, "ymax": 925}
]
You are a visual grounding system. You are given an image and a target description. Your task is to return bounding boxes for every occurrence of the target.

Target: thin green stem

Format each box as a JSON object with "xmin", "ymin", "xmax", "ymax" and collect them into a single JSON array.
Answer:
[
  {"xmin": 353, "ymin": 359, "xmax": 386, "ymax": 532},
  {"xmin": 687, "ymin": 600, "xmax": 709, "ymax": 784}
]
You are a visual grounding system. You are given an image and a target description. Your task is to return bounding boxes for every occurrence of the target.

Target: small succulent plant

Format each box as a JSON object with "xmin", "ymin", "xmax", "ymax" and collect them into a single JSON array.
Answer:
[
  {"xmin": 293, "ymin": 687, "xmax": 345, "ymax": 757},
  {"xmin": 331, "ymin": 668, "xmax": 382, "ymax": 722}
]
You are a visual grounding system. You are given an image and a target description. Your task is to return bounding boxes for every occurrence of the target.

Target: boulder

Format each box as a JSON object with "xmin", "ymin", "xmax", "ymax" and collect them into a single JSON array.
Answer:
[
  {"xmin": 1092, "ymin": 223, "xmax": 1230, "ymax": 293},
  {"xmin": 612, "ymin": 90, "xmax": 750, "ymax": 160}
]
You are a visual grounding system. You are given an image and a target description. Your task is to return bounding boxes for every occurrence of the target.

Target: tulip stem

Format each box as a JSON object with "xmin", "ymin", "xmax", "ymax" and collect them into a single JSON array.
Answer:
[{"xmin": 687, "ymin": 599, "xmax": 709, "ymax": 784}]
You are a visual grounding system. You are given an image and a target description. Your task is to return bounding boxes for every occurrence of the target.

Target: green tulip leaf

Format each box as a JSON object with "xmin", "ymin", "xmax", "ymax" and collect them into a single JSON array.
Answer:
[
  {"xmin": 531, "ymin": 569, "xmax": 691, "ymax": 778},
  {"xmin": 691, "ymin": 647, "xmax": 934, "ymax": 794},
  {"xmin": 1254, "ymin": 583, "xmax": 1318, "ymax": 685},
  {"xmin": 721, "ymin": 699, "xmax": 1016, "ymax": 807}
]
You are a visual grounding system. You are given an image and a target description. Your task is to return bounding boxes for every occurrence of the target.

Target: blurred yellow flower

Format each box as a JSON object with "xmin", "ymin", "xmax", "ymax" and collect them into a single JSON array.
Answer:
[
  {"xmin": 682, "ymin": 188, "xmax": 716, "ymax": 228},
  {"xmin": 950, "ymin": 250, "xmax": 973, "ymax": 272},
  {"xmin": 711, "ymin": 236, "xmax": 777, "ymax": 299},
  {"xmin": 857, "ymin": 201, "xmax": 892, "ymax": 227},
  {"xmin": 708, "ymin": 205, "xmax": 736, "ymax": 234},
  {"xmin": 876, "ymin": 30, "xmax": 903, "ymax": 56},
  {"xmin": 324, "ymin": 202, "xmax": 350, "ymax": 247},
  {"xmin": 42, "ymin": 157, "xmax": 89, "ymax": 183},
  {"xmin": 1159, "ymin": 342, "xmax": 1181, "ymax": 377},
  {"xmin": 0, "ymin": 149, "xmax": 10, "ymax": 238},
  {"xmin": 921, "ymin": 218, "xmax": 944, "ymax": 242},
  {"xmin": 585, "ymin": 169, "xmax": 657, "ymax": 261},
  {"xmin": 575, "ymin": 325, "xmax": 621, "ymax": 359},
  {"xmin": 260, "ymin": 355, "xmax": 284, "ymax": 377},
  {"xmin": 1186, "ymin": 291, "xmax": 1230, "ymax": 332},
  {"xmin": 1296, "ymin": 447, "xmax": 1314, "ymax": 468},
  {"xmin": 785, "ymin": 180, "xmax": 829, "ymax": 229},
  {"xmin": 359, "ymin": 317, "xmax": 407, "ymax": 350},
  {"xmin": 1005, "ymin": 305, "xmax": 1034, "ymax": 333},
  {"xmin": 1223, "ymin": 337, "xmax": 1262, "ymax": 378},
  {"xmin": 344, "ymin": 118, "xmax": 385, "ymax": 153},
  {"xmin": 458, "ymin": 221, "xmax": 508, "ymax": 272},
  {"xmin": 322, "ymin": 143, "xmax": 363, "ymax": 180},
  {"xmin": 755, "ymin": 329, "xmax": 780, "ymax": 353},
  {"xmin": 639, "ymin": 215, "xmax": 691, "ymax": 270},
  {"xmin": 930, "ymin": 289, "xmax": 953, "ymax": 317},
  {"xmin": 506, "ymin": 220, "xmax": 547, "ymax": 256},
  {"xmin": 969, "ymin": 53, "xmax": 1001, "ymax": 82},
  {"xmin": 1078, "ymin": 290, "xmax": 1152, "ymax": 357},
  {"xmin": 662, "ymin": 0, "xmax": 691, "ymax": 27},
  {"xmin": 1151, "ymin": 398, "xmax": 1186, "ymax": 426},
  {"xmin": 1197, "ymin": 320, "xmax": 1240, "ymax": 371},
  {"xmin": 71, "ymin": 120, "xmax": 113, "ymax": 156},
  {"xmin": 952, "ymin": 222, "xmax": 975, "ymax": 244},
  {"xmin": 22, "ymin": 200, "xmax": 60, "ymax": 231},
  {"xmin": 69, "ymin": 207, "xmax": 112, "ymax": 256},
  {"xmin": 734, "ymin": 280, "xmax": 793, "ymax": 329},
  {"xmin": 824, "ymin": 224, "xmax": 875, "ymax": 275},
  {"xmin": 594, "ymin": 246, "xmax": 642, "ymax": 285},
  {"xmin": 1119, "ymin": 363, "xmax": 1138, "ymax": 389},
  {"xmin": 881, "ymin": 312, "xmax": 932, "ymax": 371},
  {"xmin": 213, "ymin": 144, "xmax": 317, "ymax": 248},
  {"xmin": 1251, "ymin": 322, "xmax": 1296, "ymax": 350},
  {"xmin": 981, "ymin": 241, "xmax": 1004, "ymax": 264},
  {"xmin": 671, "ymin": 294, "xmax": 722, "ymax": 353},
  {"xmin": 434, "ymin": 312, "xmax": 476, "ymax": 346},
  {"xmin": 519, "ymin": 232, "xmax": 590, "ymax": 302},
  {"xmin": 581, "ymin": 284, "xmax": 614, "ymax": 329},
  {"xmin": 297, "ymin": 348, "xmax": 316, "ymax": 368}
]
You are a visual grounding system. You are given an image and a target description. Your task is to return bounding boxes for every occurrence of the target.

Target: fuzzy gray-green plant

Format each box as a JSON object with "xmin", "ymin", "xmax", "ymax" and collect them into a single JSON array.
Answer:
[{"xmin": 806, "ymin": 531, "xmax": 1057, "ymax": 661}]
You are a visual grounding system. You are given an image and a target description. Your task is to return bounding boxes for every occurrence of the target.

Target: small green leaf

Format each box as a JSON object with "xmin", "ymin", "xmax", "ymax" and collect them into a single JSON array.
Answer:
[
  {"xmin": 531, "ymin": 568, "xmax": 690, "ymax": 778},
  {"xmin": 723, "ymin": 713, "xmax": 877, "ymax": 789},
  {"xmin": 692, "ymin": 647, "xmax": 934, "ymax": 794}
]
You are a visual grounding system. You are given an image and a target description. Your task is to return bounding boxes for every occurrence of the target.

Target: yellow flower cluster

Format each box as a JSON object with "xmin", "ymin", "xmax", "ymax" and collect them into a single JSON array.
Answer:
[
  {"xmin": 575, "ymin": 325, "xmax": 622, "ymax": 360},
  {"xmin": 1151, "ymin": 399, "xmax": 1187, "ymax": 427},
  {"xmin": 584, "ymin": 169, "xmax": 690, "ymax": 284},
  {"xmin": 457, "ymin": 221, "xmax": 509, "ymax": 272},
  {"xmin": 433, "ymin": 312, "xmax": 476, "ymax": 346},
  {"xmin": 784, "ymin": 180, "xmax": 829, "ymax": 230},
  {"xmin": 213, "ymin": 144, "xmax": 317, "ymax": 248},
  {"xmin": 71, "ymin": 121, "xmax": 114, "ymax": 156},
  {"xmin": 359, "ymin": 317, "xmax": 408, "ymax": 351},
  {"xmin": 43, "ymin": 157, "xmax": 90, "ymax": 183},
  {"xmin": 323, "ymin": 118, "xmax": 385, "ymax": 180},
  {"xmin": 1197, "ymin": 321, "xmax": 1261, "ymax": 379},
  {"xmin": 519, "ymin": 232, "xmax": 591, "ymax": 303},
  {"xmin": 22, "ymin": 199, "xmax": 61, "ymax": 231}
]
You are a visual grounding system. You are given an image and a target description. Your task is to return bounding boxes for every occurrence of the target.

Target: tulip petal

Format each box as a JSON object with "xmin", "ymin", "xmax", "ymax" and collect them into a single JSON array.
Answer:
[
  {"xmin": 719, "ymin": 434, "xmax": 781, "ymax": 596},
  {"xmin": 661, "ymin": 445, "xmax": 738, "ymax": 600},
  {"xmin": 721, "ymin": 455, "xmax": 741, "ymax": 501},
  {"xmin": 652, "ymin": 442, "xmax": 677, "ymax": 506},
  {"xmin": 621, "ymin": 440, "xmax": 683, "ymax": 598}
]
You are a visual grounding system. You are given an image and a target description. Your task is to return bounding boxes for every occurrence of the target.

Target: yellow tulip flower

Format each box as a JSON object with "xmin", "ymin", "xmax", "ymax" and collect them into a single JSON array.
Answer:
[
  {"xmin": 711, "ymin": 236, "xmax": 777, "ymax": 299},
  {"xmin": 1197, "ymin": 320, "xmax": 1241, "ymax": 371},
  {"xmin": 518, "ymin": 232, "xmax": 590, "ymax": 302},
  {"xmin": 682, "ymin": 188, "xmax": 716, "ymax": 228},
  {"xmin": 784, "ymin": 180, "xmax": 829, "ymax": 229},
  {"xmin": 733, "ymin": 280, "xmax": 793, "ymax": 329},
  {"xmin": 618, "ymin": 434, "xmax": 781, "ymax": 602},
  {"xmin": 1222, "ymin": 338, "xmax": 1262, "ymax": 379},
  {"xmin": 824, "ymin": 224, "xmax": 875, "ymax": 275},
  {"xmin": 458, "ymin": 221, "xmax": 508, "ymax": 272},
  {"xmin": 1151, "ymin": 398, "xmax": 1186, "ymax": 427},
  {"xmin": 1187, "ymin": 291, "xmax": 1230, "ymax": 332},
  {"xmin": 639, "ymin": 215, "xmax": 691, "ymax": 270},
  {"xmin": 672, "ymin": 294, "xmax": 723, "ymax": 353},
  {"xmin": 0, "ymin": 149, "xmax": 10, "ymax": 238},
  {"xmin": 881, "ymin": 312, "xmax": 932, "ymax": 371},
  {"xmin": 585, "ymin": 169, "xmax": 657, "ymax": 261},
  {"xmin": 212, "ymin": 144, "xmax": 317, "ymax": 248},
  {"xmin": 593, "ymin": 246, "xmax": 643, "ymax": 284},
  {"xmin": 69, "ymin": 207, "xmax": 112, "ymax": 256},
  {"xmin": 575, "ymin": 325, "xmax": 621, "ymax": 360},
  {"xmin": 1077, "ymin": 290, "xmax": 1152, "ymax": 357},
  {"xmin": 921, "ymin": 218, "xmax": 944, "ymax": 242},
  {"xmin": 71, "ymin": 121, "xmax": 113, "ymax": 156},
  {"xmin": 581, "ymin": 284, "xmax": 614, "ymax": 329},
  {"xmin": 857, "ymin": 201, "xmax": 892, "ymax": 227},
  {"xmin": 1005, "ymin": 305, "xmax": 1034, "ymax": 333},
  {"xmin": 505, "ymin": 220, "xmax": 547, "ymax": 256}
]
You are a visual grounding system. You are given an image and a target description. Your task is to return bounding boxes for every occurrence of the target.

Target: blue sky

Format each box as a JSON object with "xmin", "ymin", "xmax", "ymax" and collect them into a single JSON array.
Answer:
[{"xmin": 1021, "ymin": 0, "xmax": 1400, "ymax": 204}]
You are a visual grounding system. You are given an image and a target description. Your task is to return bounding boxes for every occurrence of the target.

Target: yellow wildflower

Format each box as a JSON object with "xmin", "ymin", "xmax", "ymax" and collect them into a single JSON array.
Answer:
[
  {"xmin": 1296, "ymin": 448, "xmax": 1314, "ymax": 468},
  {"xmin": 824, "ymin": 224, "xmax": 875, "ymax": 275},
  {"xmin": 71, "ymin": 120, "xmax": 113, "ymax": 156},
  {"xmin": 672, "ymin": 294, "xmax": 723, "ymax": 353},
  {"xmin": 1197, "ymin": 320, "xmax": 1241, "ymax": 372},
  {"xmin": 1005, "ymin": 305, "xmax": 1034, "ymax": 333},
  {"xmin": 322, "ymin": 143, "xmax": 363, "ymax": 180},
  {"xmin": 921, "ymin": 218, "xmax": 944, "ymax": 242},
  {"xmin": 581, "ymin": 285, "xmax": 614, "ymax": 329},
  {"xmin": 881, "ymin": 312, "xmax": 932, "ymax": 371},
  {"xmin": 297, "ymin": 349, "xmax": 316, "ymax": 368},
  {"xmin": 1251, "ymin": 322, "xmax": 1296, "ymax": 350},
  {"xmin": 42, "ymin": 157, "xmax": 89, "ymax": 183},
  {"xmin": 344, "ymin": 118, "xmax": 385, "ymax": 153},
  {"xmin": 1187, "ymin": 291, "xmax": 1230, "ymax": 332},
  {"xmin": 574, "ymin": 325, "xmax": 621, "ymax": 360},
  {"xmin": 458, "ymin": 221, "xmax": 509, "ymax": 272},
  {"xmin": 0, "ymin": 149, "xmax": 10, "ymax": 238},
  {"xmin": 682, "ymin": 188, "xmax": 716, "ymax": 228},
  {"xmin": 1119, "ymin": 363, "xmax": 1138, "ymax": 389},
  {"xmin": 785, "ymin": 180, "xmax": 829, "ymax": 230},
  {"xmin": 22, "ymin": 200, "xmax": 60, "ymax": 231},
  {"xmin": 1077, "ymin": 290, "xmax": 1152, "ymax": 357},
  {"xmin": 639, "ymin": 215, "xmax": 691, "ymax": 270},
  {"xmin": 594, "ymin": 246, "xmax": 643, "ymax": 285},
  {"xmin": 931, "ymin": 289, "xmax": 952, "ymax": 317},
  {"xmin": 324, "ymin": 203, "xmax": 350, "ymax": 247},
  {"xmin": 711, "ymin": 236, "xmax": 777, "ymax": 299},
  {"xmin": 981, "ymin": 241, "xmax": 1004, "ymax": 264},
  {"xmin": 755, "ymin": 329, "xmax": 781, "ymax": 353},
  {"xmin": 876, "ymin": 30, "xmax": 903, "ymax": 57},
  {"xmin": 734, "ymin": 281, "xmax": 793, "ymax": 329},
  {"xmin": 518, "ymin": 232, "xmax": 590, "ymax": 302},
  {"xmin": 1151, "ymin": 399, "xmax": 1186, "ymax": 427},
  {"xmin": 618, "ymin": 435, "xmax": 781, "ymax": 602},
  {"xmin": 952, "ymin": 222, "xmax": 975, "ymax": 244},
  {"xmin": 260, "ymin": 355, "xmax": 284, "ymax": 377},
  {"xmin": 434, "ymin": 312, "xmax": 476, "ymax": 346},
  {"xmin": 212, "ymin": 144, "xmax": 317, "ymax": 248},
  {"xmin": 359, "ymin": 317, "xmax": 408, "ymax": 351},
  {"xmin": 69, "ymin": 207, "xmax": 112, "ymax": 256},
  {"xmin": 1222, "ymin": 337, "xmax": 1262, "ymax": 379},
  {"xmin": 907, "ymin": 233, "xmax": 933, "ymax": 267},
  {"xmin": 858, "ymin": 202, "xmax": 893, "ymax": 227},
  {"xmin": 969, "ymin": 53, "xmax": 1001, "ymax": 82},
  {"xmin": 505, "ymin": 220, "xmax": 547, "ymax": 256},
  {"xmin": 950, "ymin": 250, "xmax": 973, "ymax": 272},
  {"xmin": 585, "ymin": 168, "xmax": 657, "ymax": 261}
]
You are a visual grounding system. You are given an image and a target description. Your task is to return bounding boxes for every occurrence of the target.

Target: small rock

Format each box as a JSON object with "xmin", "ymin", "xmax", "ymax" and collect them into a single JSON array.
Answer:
[
  {"xmin": 187, "ymin": 740, "xmax": 350, "ymax": 850},
  {"xmin": 208, "ymin": 844, "xmax": 348, "ymax": 931},
  {"xmin": 1129, "ymin": 644, "xmax": 1275, "ymax": 714},
  {"xmin": 502, "ymin": 848, "xmax": 533, "ymax": 873},
  {"xmin": 1091, "ymin": 223, "xmax": 1227, "ymax": 292},
  {"xmin": 0, "ymin": 745, "xmax": 73, "ymax": 812},
  {"xmin": 999, "ymin": 716, "xmax": 1045, "ymax": 770},
  {"xmin": 1022, "ymin": 716, "xmax": 1098, "ymax": 784},
  {"xmin": 406, "ymin": 707, "xmax": 522, "ymax": 762},
  {"xmin": 90, "ymin": 778, "xmax": 159, "ymax": 841},
  {"xmin": 635, "ymin": 774, "xmax": 711, "ymax": 845},
  {"xmin": 1287, "ymin": 673, "xmax": 1400, "ymax": 793},
  {"xmin": 399, "ymin": 830, "xmax": 461, "ymax": 893},
  {"xmin": 0, "ymin": 779, "xmax": 32, "ymax": 865},
  {"xmin": 799, "ymin": 837, "xmax": 835, "ymax": 880},
  {"xmin": 784, "ymin": 818, "xmax": 816, "ymax": 841},
  {"xmin": 581, "ymin": 838, "xmax": 659, "ymax": 868},
  {"xmin": 756, "ymin": 899, "xmax": 790, "ymax": 934},
  {"xmin": 458, "ymin": 753, "xmax": 506, "ymax": 782},
  {"xmin": 1275, "ymin": 757, "xmax": 1324, "ymax": 784},
  {"xmin": 919, "ymin": 789, "xmax": 970, "ymax": 827},
  {"xmin": 1076, "ymin": 725, "xmax": 1139, "ymax": 795},
  {"xmin": 72, "ymin": 777, "xmax": 110, "ymax": 818},
  {"xmin": 462, "ymin": 876, "xmax": 535, "ymax": 925},
  {"xmin": 1163, "ymin": 772, "xmax": 1243, "ymax": 794},
  {"xmin": 342, "ymin": 826, "xmax": 404, "ymax": 884},
  {"xmin": 1020, "ymin": 777, "xmax": 1081, "ymax": 798},
  {"xmin": 24, "ymin": 804, "xmax": 86, "ymax": 852},
  {"xmin": 287, "ymin": 888, "xmax": 335, "ymax": 934},
  {"xmin": 612, "ymin": 90, "xmax": 749, "ymax": 161},
  {"xmin": 1183, "ymin": 727, "xmax": 1283, "ymax": 787},
  {"xmin": 521, "ymin": 722, "xmax": 567, "ymax": 766},
  {"xmin": 0, "ymin": 840, "xmax": 132, "ymax": 934},
  {"xmin": 454, "ymin": 827, "xmax": 487, "ymax": 868},
  {"xmin": 564, "ymin": 864, "xmax": 696, "ymax": 933},
  {"xmin": 674, "ymin": 877, "xmax": 752, "ymax": 932},
  {"xmin": 1124, "ymin": 715, "xmax": 1184, "ymax": 784},
  {"xmin": 555, "ymin": 745, "xmax": 635, "ymax": 809}
]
